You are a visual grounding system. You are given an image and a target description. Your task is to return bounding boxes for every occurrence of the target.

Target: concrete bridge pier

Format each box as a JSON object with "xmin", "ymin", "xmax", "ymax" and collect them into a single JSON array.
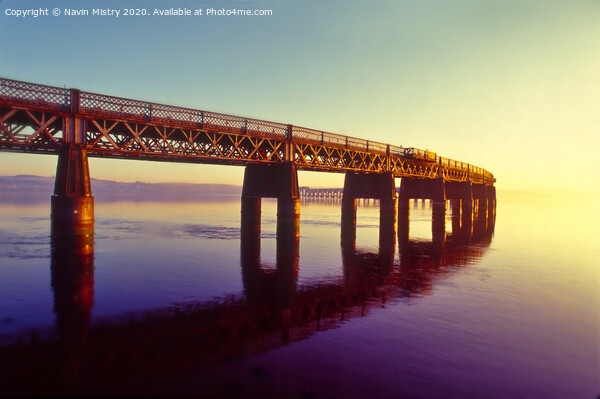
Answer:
[
  {"xmin": 51, "ymin": 143, "xmax": 94, "ymax": 256},
  {"xmin": 486, "ymin": 203, "xmax": 497, "ymax": 239},
  {"xmin": 50, "ymin": 144, "xmax": 94, "ymax": 390},
  {"xmin": 450, "ymin": 198, "xmax": 462, "ymax": 236},
  {"xmin": 445, "ymin": 180, "xmax": 475, "ymax": 237},
  {"xmin": 473, "ymin": 208, "xmax": 489, "ymax": 242},
  {"xmin": 460, "ymin": 206, "xmax": 473, "ymax": 240},
  {"xmin": 397, "ymin": 179, "xmax": 411, "ymax": 251},
  {"xmin": 240, "ymin": 201, "xmax": 261, "ymax": 266},
  {"xmin": 341, "ymin": 172, "xmax": 396, "ymax": 225},
  {"xmin": 432, "ymin": 208, "xmax": 446, "ymax": 246},
  {"xmin": 398, "ymin": 177, "xmax": 446, "ymax": 237},
  {"xmin": 241, "ymin": 163, "xmax": 300, "ymax": 228},
  {"xmin": 340, "ymin": 216, "xmax": 357, "ymax": 259},
  {"xmin": 450, "ymin": 199, "xmax": 461, "ymax": 218},
  {"xmin": 431, "ymin": 177, "xmax": 447, "ymax": 212},
  {"xmin": 486, "ymin": 185, "xmax": 497, "ymax": 215},
  {"xmin": 445, "ymin": 181, "xmax": 473, "ymax": 217},
  {"xmin": 341, "ymin": 173, "xmax": 396, "ymax": 257},
  {"xmin": 472, "ymin": 183, "xmax": 488, "ymax": 222},
  {"xmin": 397, "ymin": 207, "xmax": 410, "ymax": 253}
]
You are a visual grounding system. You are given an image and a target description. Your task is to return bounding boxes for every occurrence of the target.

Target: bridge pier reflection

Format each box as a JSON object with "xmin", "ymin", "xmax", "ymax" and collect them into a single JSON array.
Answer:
[
  {"xmin": 2, "ymin": 190, "xmax": 498, "ymax": 397},
  {"xmin": 48, "ymin": 137, "xmax": 95, "ymax": 392},
  {"xmin": 341, "ymin": 194, "xmax": 396, "ymax": 294},
  {"xmin": 50, "ymin": 242, "xmax": 95, "ymax": 392},
  {"xmin": 241, "ymin": 207, "xmax": 300, "ymax": 325},
  {"xmin": 50, "ymin": 212, "xmax": 95, "ymax": 393}
]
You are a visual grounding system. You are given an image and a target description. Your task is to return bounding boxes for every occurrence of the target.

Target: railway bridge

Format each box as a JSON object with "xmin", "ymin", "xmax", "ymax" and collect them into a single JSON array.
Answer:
[{"xmin": 0, "ymin": 77, "xmax": 495, "ymax": 244}]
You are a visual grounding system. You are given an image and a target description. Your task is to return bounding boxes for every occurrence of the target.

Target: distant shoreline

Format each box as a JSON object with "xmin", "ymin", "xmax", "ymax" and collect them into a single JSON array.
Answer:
[{"xmin": 0, "ymin": 175, "xmax": 243, "ymax": 204}]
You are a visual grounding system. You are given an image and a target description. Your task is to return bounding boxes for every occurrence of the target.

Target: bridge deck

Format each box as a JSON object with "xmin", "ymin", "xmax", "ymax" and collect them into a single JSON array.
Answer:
[{"xmin": 0, "ymin": 78, "xmax": 494, "ymax": 184}]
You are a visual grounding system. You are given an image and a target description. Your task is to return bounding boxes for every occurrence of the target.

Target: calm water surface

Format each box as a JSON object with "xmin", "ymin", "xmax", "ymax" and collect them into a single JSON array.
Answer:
[{"xmin": 0, "ymin": 190, "xmax": 598, "ymax": 398}]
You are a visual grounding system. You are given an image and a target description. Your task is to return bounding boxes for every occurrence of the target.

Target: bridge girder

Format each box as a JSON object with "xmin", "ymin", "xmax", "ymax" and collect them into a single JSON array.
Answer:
[{"xmin": 0, "ymin": 77, "xmax": 495, "ymax": 185}]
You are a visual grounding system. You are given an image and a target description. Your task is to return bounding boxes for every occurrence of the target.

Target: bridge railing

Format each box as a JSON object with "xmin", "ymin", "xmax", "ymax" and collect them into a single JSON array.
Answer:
[
  {"xmin": 290, "ymin": 126, "xmax": 322, "ymax": 144},
  {"xmin": 439, "ymin": 157, "xmax": 469, "ymax": 170},
  {"xmin": 246, "ymin": 118, "xmax": 288, "ymax": 139},
  {"xmin": 0, "ymin": 78, "xmax": 70, "ymax": 112},
  {"xmin": 202, "ymin": 111, "xmax": 246, "ymax": 135},
  {"xmin": 0, "ymin": 77, "xmax": 495, "ymax": 183},
  {"xmin": 149, "ymin": 103, "xmax": 203, "ymax": 128},
  {"xmin": 289, "ymin": 126, "xmax": 389, "ymax": 155},
  {"xmin": 403, "ymin": 148, "xmax": 437, "ymax": 162},
  {"xmin": 80, "ymin": 91, "xmax": 150, "ymax": 122},
  {"xmin": 367, "ymin": 141, "xmax": 388, "ymax": 155}
]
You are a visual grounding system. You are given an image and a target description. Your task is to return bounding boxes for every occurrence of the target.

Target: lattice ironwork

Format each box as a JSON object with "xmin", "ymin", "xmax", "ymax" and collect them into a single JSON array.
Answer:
[
  {"xmin": 293, "ymin": 143, "xmax": 388, "ymax": 173},
  {"xmin": 0, "ymin": 78, "xmax": 69, "ymax": 112},
  {"xmin": 291, "ymin": 126, "xmax": 322, "ymax": 144},
  {"xmin": 150, "ymin": 103, "xmax": 203, "ymax": 128},
  {"xmin": 246, "ymin": 118, "xmax": 288, "ymax": 139},
  {"xmin": 0, "ymin": 107, "xmax": 63, "ymax": 151},
  {"xmin": 322, "ymin": 132, "xmax": 348, "ymax": 148},
  {"xmin": 368, "ymin": 141, "xmax": 388, "ymax": 155},
  {"xmin": 84, "ymin": 118, "xmax": 287, "ymax": 164},
  {"xmin": 203, "ymin": 111, "xmax": 246, "ymax": 135},
  {"xmin": 0, "ymin": 77, "xmax": 496, "ymax": 185},
  {"xmin": 346, "ymin": 136, "xmax": 367, "ymax": 151},
  {"xmin": 80, "ymin": 92, "xmax": 148, "ymax": 122}
]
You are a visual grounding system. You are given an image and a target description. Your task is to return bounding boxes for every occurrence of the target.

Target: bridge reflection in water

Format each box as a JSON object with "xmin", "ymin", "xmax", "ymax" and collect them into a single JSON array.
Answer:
[{"xmin": 0, "ymin": 199, "xmax": 494, "ymax": 397}]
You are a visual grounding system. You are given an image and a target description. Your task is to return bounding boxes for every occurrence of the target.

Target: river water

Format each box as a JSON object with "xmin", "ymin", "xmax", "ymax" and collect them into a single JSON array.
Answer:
[{"xmin": 0, "ymin": 189, "xmax": 598, "ymax": 398}]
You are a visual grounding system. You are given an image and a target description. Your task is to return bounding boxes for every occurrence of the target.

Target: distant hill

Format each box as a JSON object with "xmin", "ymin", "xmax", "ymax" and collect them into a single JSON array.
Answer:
[
  {"xmin": 0, "ymin": 175, "xmax": 242, "ymax": 202},
  {"xmin": 0, "ymin": 175, "xmax": 54, "ymax": 192}
]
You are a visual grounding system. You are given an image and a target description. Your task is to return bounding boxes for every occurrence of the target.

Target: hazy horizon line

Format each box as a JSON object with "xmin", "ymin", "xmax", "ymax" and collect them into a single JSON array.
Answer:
[{"xmin": 2, "ymin": 174, "xmax": 599, "ymax": 196}]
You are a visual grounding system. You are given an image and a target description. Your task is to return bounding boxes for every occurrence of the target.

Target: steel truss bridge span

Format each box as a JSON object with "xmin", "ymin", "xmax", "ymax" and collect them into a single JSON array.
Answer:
[{"xmin": 0, "ymin": 77, "xmax": 494, "ymax": 185}]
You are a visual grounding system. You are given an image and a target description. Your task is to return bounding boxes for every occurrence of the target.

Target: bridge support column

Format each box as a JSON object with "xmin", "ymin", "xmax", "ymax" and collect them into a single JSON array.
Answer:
[
  {"xmin": 341, "ymin": 195, "xmax": 357, "ymax": 223},
  {"xmin": 450, "ymin": 199, "xmax": 461, "ymax": 217},
  {"xmin": 241, "ymin": 197, "xmax": 262, "ymax": 223},
  {"xmin": 462, "ymin": 182, "xmax": 473, "ymax": 232},
  {"xmin": 445, "ymin": 180, "xmax": 474, "ymax": 233},
  {"xmin": 431, "ymin": 178, "xmax": 447, "ymax": 239},
  {"xmin": 473, "ymin": 206, "xmax": 488, "ymax": 241},
  {"xmin": 399, "ymin": 177, "xmax": 446, "ymax": 237},
  {"xmin": 486, "ymin": 185, "xmax": 496, "ymax": 215},
  {"xmin": 341, "ymin": 172, "xmax": 396, "ymax": 252},
  {"xmin": 397, "ymin": 179, "xmax": 413, "ymax": 250},
  {"xmin": 341, "ymin": 171, "xmax": 396, "ymax": 223},
  {"xmin": 51, "ymin": 144, "xmax": 94, "ymax": 256},
  {"xmin": 241, "ymin": 163, "xmax": 300, "ymax": 227},
  {"xmin": 397, "ymin": 179, "xmax": 411, "ymax": 249},
  {"xmin": 472, "ymin": 183, "xmax": 488, "ymax": 221},
  {"xmin": 431, "ymin": 178, "xmax": 446, "ymax": 212},
  {"xmin": 432, "ymin": 205, "xmax": 446, "ymax": 250}
]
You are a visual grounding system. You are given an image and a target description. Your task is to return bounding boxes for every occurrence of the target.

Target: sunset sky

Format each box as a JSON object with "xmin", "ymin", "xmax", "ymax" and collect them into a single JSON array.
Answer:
[{"xmin": 1, "ymin": 0, "xmax": 598, "ymax": 191}]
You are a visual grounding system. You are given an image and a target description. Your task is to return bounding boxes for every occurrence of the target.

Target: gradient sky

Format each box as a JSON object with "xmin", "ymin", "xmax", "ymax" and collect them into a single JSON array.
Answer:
[{"xmin": 1, "ymin": 0, "xmax": 599, "ymax": 191}]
